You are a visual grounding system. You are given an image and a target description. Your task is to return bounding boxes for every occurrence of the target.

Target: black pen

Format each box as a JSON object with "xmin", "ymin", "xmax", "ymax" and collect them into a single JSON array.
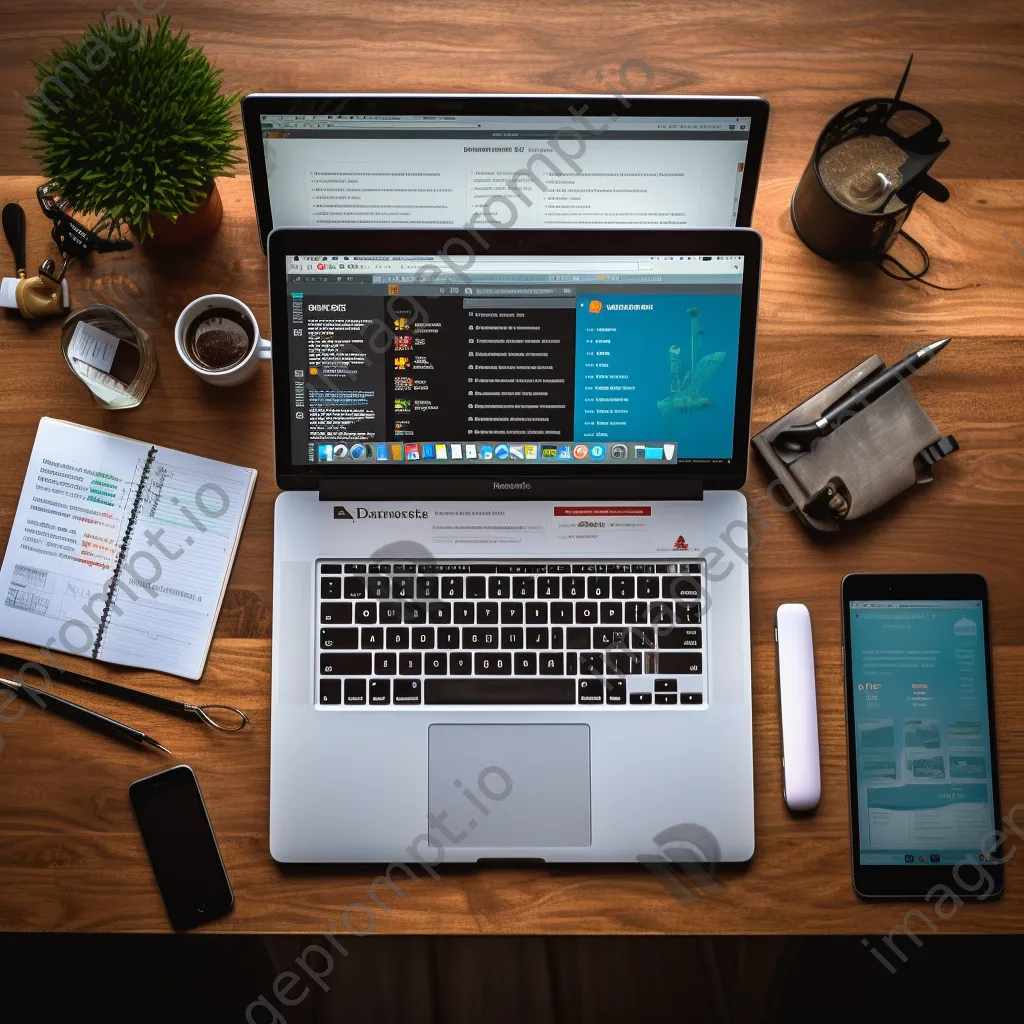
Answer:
[
  {"xmin": 775, "ymin": 337, "xmax": 952, "ymax": 452},
  {"xmin": 0, "ymin": 675, "xmax": 172, "ymax": 754}
]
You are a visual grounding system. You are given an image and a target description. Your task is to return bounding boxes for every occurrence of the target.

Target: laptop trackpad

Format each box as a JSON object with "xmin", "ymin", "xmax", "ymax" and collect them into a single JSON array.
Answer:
[{"xmin": 428, "ymin": 724, "xmax": 591, "ymax": 849}]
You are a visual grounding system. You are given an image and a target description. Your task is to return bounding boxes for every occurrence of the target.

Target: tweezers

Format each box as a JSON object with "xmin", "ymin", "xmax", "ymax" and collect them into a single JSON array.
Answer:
[{"xmin": 0, "ymin": 652, "xmax": 250, "ymax": 732}]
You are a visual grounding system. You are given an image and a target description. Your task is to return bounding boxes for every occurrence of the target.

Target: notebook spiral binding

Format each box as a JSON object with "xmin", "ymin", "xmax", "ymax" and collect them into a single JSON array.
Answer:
[{"xmin": 90, "ymin": 445, "xmax": 158, "ymax": 658}]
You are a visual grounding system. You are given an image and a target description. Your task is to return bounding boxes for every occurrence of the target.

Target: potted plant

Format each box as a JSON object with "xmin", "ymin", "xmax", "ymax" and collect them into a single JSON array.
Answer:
[{"xmin": 27, "ymin": 16, "xmax": 240, "ymax": 248}]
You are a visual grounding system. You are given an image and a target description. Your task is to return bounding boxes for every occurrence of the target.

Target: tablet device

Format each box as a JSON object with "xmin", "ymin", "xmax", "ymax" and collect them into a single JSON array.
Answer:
[{"xmin": 842, "ymin": 573, "xmax": 1005, "ymax": 900}]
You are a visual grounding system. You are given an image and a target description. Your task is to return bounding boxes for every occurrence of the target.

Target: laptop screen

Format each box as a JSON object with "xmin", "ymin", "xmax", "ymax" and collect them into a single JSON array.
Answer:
[
  {"xmin": 283, "ymin": 252, "xmax": 745, "ymax": 471},
  {"xmin": 260, "ymin": 113, "xmax": 752, "ymax": 230}
]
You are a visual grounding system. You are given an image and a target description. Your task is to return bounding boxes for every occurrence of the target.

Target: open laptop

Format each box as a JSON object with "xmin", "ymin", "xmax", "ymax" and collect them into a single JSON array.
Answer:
[
  {"xmin": 242, "ymin": 94, "xmax": 770, "ymax": 248},
  {"xmin": 268, "ymin": 227, "xmax": 761, "ymax": 863}
]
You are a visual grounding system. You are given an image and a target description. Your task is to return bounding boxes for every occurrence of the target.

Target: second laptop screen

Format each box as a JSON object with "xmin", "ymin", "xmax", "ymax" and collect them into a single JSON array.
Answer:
[{"xmin": 285, "ymin": 254, "xmax": 744, "ymax": 470}]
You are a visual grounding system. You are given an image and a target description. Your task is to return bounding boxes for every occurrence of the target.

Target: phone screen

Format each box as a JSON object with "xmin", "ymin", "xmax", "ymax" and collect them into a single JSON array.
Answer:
[
  {"xmin": 130, "ymin": 766, "xmax": 233, "ymax": 930},
  {"xmin": 847, "ymin": 597, "xmax": 999, "ymax": 868}
]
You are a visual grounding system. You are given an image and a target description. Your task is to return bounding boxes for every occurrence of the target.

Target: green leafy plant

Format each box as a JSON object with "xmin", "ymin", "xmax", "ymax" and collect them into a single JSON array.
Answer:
[{"xmin": 28, "ymin": 16, "xmax": 240, "ymax": 240}]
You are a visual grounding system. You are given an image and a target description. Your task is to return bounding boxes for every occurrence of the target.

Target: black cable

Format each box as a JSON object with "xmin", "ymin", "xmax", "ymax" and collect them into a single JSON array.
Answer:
[{"xmin": 874, "ymin": 229, "xmax": 976, "ymax": 290}]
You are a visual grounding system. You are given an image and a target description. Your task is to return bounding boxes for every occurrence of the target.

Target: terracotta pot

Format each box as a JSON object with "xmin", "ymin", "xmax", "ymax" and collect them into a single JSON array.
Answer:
[{"xmin": 145, "ymin": 181, "xmax": 224, "ymax": 249}]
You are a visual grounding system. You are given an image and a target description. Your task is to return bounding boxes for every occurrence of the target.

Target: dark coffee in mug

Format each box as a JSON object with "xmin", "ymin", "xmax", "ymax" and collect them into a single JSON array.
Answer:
[{"xmin": 183, "ymin": 307, "xmax": 254, "ymax": 371}]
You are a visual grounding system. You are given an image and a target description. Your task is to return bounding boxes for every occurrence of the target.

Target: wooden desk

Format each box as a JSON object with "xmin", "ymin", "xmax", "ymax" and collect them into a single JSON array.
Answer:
[{"xmin": 1, "ymin": 0, "xmax": 1022, "ymax": 934}]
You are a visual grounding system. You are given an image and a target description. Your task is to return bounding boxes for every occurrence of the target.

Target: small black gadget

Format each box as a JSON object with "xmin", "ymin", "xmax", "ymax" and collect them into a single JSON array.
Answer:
[
  {"xmin": 129, "ymin": 765, "xmax": 234, "ymax": 929},
  {"xmin": 842, "ymin": 574, "xmax": 1005, "ymax": 900}
]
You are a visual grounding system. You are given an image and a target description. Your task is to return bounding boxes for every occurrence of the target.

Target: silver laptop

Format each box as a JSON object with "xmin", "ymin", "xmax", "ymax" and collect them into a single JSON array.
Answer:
[
  {"xmin": 267, "ymin": 227, "xmax": 761, "ymax": 863},
  {"xmin": 242, "ymin": 93, "xmax": 770, "ymax": 249}
]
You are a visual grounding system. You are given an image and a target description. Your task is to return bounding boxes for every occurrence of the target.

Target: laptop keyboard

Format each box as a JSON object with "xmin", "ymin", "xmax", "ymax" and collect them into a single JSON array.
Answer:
[{"xmin": 316, "ymin": 560, "xmax": 706, "ymax": 708}]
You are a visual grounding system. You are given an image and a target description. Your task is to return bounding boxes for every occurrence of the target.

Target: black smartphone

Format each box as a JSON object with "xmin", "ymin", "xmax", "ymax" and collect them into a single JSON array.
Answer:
[
  {"xmin": 842, "ymin": 574, "xmax": 1005, "ymax": 900},
  {"xmin": 129, "ymin": 765, "xmax": 234, "ymax": 929}
]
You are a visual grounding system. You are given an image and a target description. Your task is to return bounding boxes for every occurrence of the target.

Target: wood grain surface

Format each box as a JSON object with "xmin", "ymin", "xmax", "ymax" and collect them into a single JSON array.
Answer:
[{"xmin": 1, "ymin": 0, "xmax": 1023, "ymax": 934}]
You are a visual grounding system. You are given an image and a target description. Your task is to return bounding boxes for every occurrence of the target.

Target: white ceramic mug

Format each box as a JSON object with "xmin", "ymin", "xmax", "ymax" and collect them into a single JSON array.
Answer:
[{"xmin": 174, "ymin": 293, "xmax": 270, "ymax": 386}]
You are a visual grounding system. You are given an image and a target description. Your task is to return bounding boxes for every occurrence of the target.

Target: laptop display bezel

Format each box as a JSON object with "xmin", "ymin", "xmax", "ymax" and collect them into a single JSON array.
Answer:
[
  {"xmin": 243, "ymin": 93, "xmax": 770, "ymax": 251},
  {"xmin": 269, "ymin": 227, "xmax": 761, "ymax": 494}
]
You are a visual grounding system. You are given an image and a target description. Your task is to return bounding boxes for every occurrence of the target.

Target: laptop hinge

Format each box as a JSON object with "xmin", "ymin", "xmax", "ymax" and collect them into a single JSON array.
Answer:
[{"xmin": 317, "ymin": 477, "xmax": 706, "ymax": 502}]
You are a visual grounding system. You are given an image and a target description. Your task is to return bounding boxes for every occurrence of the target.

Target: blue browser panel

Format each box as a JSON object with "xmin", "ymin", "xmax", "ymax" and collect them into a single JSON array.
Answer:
[
  {"xmin": 849, "ymin": 600, "xmax": 996, "ymax": 866},
  {"xmin": 572, "ymin": 293, "xmax": 742, "ymax": 459}
]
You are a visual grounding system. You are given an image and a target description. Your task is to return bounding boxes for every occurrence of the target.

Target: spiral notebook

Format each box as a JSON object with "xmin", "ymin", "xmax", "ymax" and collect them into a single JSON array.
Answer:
[{"xmin": 0, "ymin": 418, "xmax": 256, "ymax": 680}]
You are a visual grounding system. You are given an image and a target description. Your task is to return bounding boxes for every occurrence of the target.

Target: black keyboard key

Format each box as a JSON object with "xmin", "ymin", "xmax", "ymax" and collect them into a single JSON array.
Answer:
[
  {"xmin": 319, "ymin": 678, "xmax": 341, "ymax": 705},
  {"xmin": 631, "ymin": 563, "xmax": 655, "ymax": 573},
  {"xmin": 629, "ymin": 692, "xmax": 653, "ymax": 705},
  {"xmin": 606, "ymin": 679, "xmax": 626, "ymax": 704},
  {"xmin": 607, "ymin": 651, "xmax": 641, "ymax": 675},
  {"xmin": 551, "ymin": 602, "xmax": 573, "ymax": 624},
  {"xmin": 655, "ymin": 678, "xmax": 678, "ymax": 692},
  {"xmin": 501, "ymin": 602, "xmax": 524, "ymax": 624},
  {"xmin": 655, "ymin": 693, "xmax": 678, "ymax": 705},
  {"xmin": 321, "ymin": 564, "xmax": 342, "ymax": 575},
  {"xmin": 438, "ymin": 627, "xmax": 459, "ymax": 648},
  {"xmin": 538, "ymin": 576, "xmax": 559, "ymax": 599},
  {"xmin": 425, "ymin": 652, "xmax": 447, "ymax": 674},
  {"xmin": 392, "ymin": 577, "xmax": 414, "ymax": 599},
  {"xmin": 320, "ymin": 627, "xmax": 358, "ymax": 649},
  {"xmin": 565, "ymin": 652, "xmax": 578, "ymax": 674},
  {"xmin": 512, "ymin": 577, "xmax": 535, "ymax": 599},
  {"xmin": 380, "ymin": 602, "xmax": 402, "ymax": 623},
  {"xmin": 656, "ymin": 652, "xmax": 703, "ymax": 674},
  {"xmin": 550, "ymin": 626, "xmax": 564, "ymax": 648},
  {"xmin": 321, "ymin": 653, "xmax": 371, "ymax": 675},
  {"xmin": 548, "ymin": 564, "xmax": 571, "ymax": 573},
  {"xmin": 361, "ymin": 627, "xmax": 384, "ymax": 649},
  {"xmin": 580, "ymin": 652, "xmax": 605, "ymax": 675},
  {"xmin": 567, "ymin": 627, "xmax": 590, "ymax": 649},
  {"xmin": 344, "ymin": 678, "xmax": 366, "ymax": 705},
  {"xmin": 593, "ymin": 627, "xmax": 625, "ymax": 649},
  {"xmin": 428, "ymin": 602, "xmax": 452, "ymax": 624},
  {"xmin": 650, "ymin": 602, "xmax": 673, "ymax": 626},
  {"xmin": 416, "ymin": 577, "xmax": 438, "ymax": 599},
  {"xmin": 321, "ymin": 577, "xmax": 341, "ymax": 600},
  {"xmin": 367, "ymin": 576, "xmax": 390, "ymax": 599},
  {"xmin": 575, "ymin": 603, "xmax": 598, "ymax": 624},
  {"xmin": 525, "ymin": 602, "xmax": 548, "ymax": 624},
  {"xmin": 526, "ymin": 627, "xmax": 549, "ymax": 649},
  {"xmin": 475, "ymin": 651, "xmax": 512, "ymax": 675},
  {"xmin": 344, "ymin": 563, "xmax": 367, "ymax": 574},
  {"xmin": 466, "ymin": 576, "xmax": 487, "ymax": 598},
  {"xmin": 625, "ymin": 602, "xmax": 647, "ymax": 624},
  {"xmin": 399, "ymin": 653, "xmax": 422, "ymax": 674},
  {"xmin": 656, "ymin": 564, "xmax": 679, "ymax": 573},
  {"xmin": 629, "ymin": 626, "xmax": 656, "ymax": 649},
  {"xmin": 450, "ymin": 652, "xmax": 472, "ymax": 674},
  {"xmin": 343, "ymin": 577, "xmax": 365, "ymax": 599},
  {"xmin": 404, "ymin": 603, "xmax": 427, "ymax": 624},
  {"xmin": 488, "ymin": 576, "xmax": 511, "ymax": 599},
  {"xmin": 662, "ymin": 576, "xmax": 700, "ymax": 599},
  {"xmin": 539, "ymin": 652, "xmax": 564, "ymax": 674},
  {"xmin": 599, "ymin": 602, "xmax": 623, "ymax": 624},
  {"xmin": 412, "ymin": 627, "xmax": 435, "ymax": 649},
  {"xmin": 386, "ymin": 626, "xmax": 409, "ymax": 649},
  {"xmin": 320, "ymin": 602, "xmax": 352, "ymax": 625},
  {"xmin": 514, "ymin": 652, "xmax": 537, "ymax": 674},
  {"xmin": 587, "ymin": 577, "xmax": 611, "ymax": 600},
  {"xmin": 676, "ymin": 602, "xmax": 701, "ymax": 624},
  {"xmin": 578, "ymin": 678, "xmax": 603, "ymax": 704},
  {"xmin": 374, "ymin": 652, "xmax": 397, "ymax": 675},
  {"xmin": 658, "ymin": 627, "xmax": 702, "ymax": 648},
  {"xmin": 563, "ymin": 576, "xmax": 585, "ymax": 599},
  {"xmin": 369, "ymin": 679, "xmax": 391, "ymax": 704},
  {"xmin": 442, "ymin": 577, "xmax": 464, "ymax": 599},
  {"xmin": 501, "ymin": 627, "xmax": 524, "ymax": 649},
  {"xmin": 463, "ymin": 627, "xmax": 498, "ymax": 649},
  {"xmin": 612, "ymin": 577, "xmax": 635, "ymax": 599},
  {"xmin": 393, "ymin": 564, "xmax": 416, "ymax": 574},
  {"xmin": 477, "ymin": 603, "xmax": 499, "ymax": 624},
  {"xmin": 638, "ymin": 577, "xmax": 659, "ymax": 598},
  {"xmin": 680, "ymin": 692, "xmax": 702, "ymax": 705},
  {"xmin": 368, "ymin": 563, "xmax": 391, "ymax": 574},
  {"xmin": 393, "ymin": 678, "xmax": 421, "ymax": 705},
  {"xmin": 355, "ymin": 602, "xmax": 376, "ymax": 624},
  {"xmin": 425, "ymin": 678, "xmax": 575, "ymax": 705},
  {"xmin": 454, "ymin": 602, "xmax": 475, "ymax": 624}
]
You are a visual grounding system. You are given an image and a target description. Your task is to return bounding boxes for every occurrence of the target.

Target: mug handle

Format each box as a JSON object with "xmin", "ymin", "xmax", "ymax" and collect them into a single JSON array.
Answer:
[{"xmin": 257, "ymin": 336, "xmax": 272, "ymax": 361}]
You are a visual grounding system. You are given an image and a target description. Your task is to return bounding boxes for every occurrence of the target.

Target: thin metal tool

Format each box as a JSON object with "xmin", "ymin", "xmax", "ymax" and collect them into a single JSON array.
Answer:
[
  {"xmin": 0, "ymin": 675, "xmax": 172, "ymax": 754},
  {"xmin": 0, "ymin": 653, "xmax": 250, "ymax": 732}
]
